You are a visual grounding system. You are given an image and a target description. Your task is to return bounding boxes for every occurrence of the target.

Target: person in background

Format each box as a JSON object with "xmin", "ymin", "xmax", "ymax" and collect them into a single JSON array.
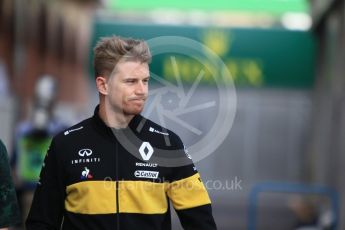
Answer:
[
  {"xmin": 0, "ymin": 139, "xmax": 21, "ymax": 229},
  {"xmin": 11, "ymin": 75, "xmax": 66, "ymax": 226}
]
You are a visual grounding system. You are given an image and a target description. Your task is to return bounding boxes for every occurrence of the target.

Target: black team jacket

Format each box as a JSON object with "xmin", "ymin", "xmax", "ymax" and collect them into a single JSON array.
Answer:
[{"xmin": 26, "ymin": 106, "xmax": 217, "ymax": 230}]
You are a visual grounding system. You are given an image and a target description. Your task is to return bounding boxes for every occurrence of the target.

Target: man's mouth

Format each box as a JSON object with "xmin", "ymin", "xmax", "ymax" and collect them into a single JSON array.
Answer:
[{"xmin": 129, "ymin": 97, "xmax": 146, "ymax": 101}]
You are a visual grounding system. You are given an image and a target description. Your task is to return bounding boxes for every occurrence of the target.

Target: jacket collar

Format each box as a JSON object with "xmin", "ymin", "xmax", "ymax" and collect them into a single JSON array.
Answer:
[{"xmin": 92, "ymin": 105, "xmax": 146, "ymax": 139}]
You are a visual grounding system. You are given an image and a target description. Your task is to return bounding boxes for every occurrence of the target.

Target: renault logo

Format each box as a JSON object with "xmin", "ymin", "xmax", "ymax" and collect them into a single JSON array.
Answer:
[
  {"xmin": 139, "ymin": 142, "xmax": 154, "ymax": 161},
  {"xmin": 78, "ymin": 149, "xmax": 93, "ymax": 157}
]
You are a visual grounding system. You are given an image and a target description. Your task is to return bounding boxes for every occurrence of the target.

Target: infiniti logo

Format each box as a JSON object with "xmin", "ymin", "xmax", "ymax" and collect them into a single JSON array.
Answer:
[{"xmin": 78, "ymin": 149, "xmax": 93, "ymax": 157}]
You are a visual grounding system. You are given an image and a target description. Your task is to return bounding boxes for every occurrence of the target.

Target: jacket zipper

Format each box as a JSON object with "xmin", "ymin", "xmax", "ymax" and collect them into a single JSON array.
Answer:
[{"xmin": 115, "ymin": 139, "xmax": 120, "ymax": 229}]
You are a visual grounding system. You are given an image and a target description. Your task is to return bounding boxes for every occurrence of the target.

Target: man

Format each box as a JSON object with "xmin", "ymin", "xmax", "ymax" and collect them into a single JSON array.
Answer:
[
  {"xmin": 26, "ymin": 36, "xmax": 217, "ymax": 229},
  {"xmin": 0, "ymin": 139, "xmax": 21, "ymax": 229}
]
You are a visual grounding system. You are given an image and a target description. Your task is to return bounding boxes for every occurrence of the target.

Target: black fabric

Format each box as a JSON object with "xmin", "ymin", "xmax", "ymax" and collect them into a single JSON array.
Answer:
[
  {"xmin": 26, "ymin": 105, "xmax": 217, "ymax": 230},
  {"xmin": 0, "ymin": 139, "xmax": 21, "ymax": 228}
]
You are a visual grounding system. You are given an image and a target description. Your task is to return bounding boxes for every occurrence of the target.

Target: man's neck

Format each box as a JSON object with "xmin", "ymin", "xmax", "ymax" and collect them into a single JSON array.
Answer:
[{"xmin": 98, "ymin": 102, "xmax": 134, "ymax": 129}]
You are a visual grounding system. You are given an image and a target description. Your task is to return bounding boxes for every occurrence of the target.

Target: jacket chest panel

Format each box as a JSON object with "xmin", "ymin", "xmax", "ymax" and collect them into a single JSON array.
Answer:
[
  {"xmin": 62, "ymin": 140, "xmax": 170, "ymax": 185},
  {"xmin": 63, "ymin": 141, "xmax": 116, "ymax": 185}
]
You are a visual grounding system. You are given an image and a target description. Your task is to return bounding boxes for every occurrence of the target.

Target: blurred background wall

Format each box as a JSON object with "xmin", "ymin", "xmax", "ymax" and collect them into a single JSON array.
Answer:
[{"xmin": 0, "ymin": 0, "xmax": 344, "ymax": 229}]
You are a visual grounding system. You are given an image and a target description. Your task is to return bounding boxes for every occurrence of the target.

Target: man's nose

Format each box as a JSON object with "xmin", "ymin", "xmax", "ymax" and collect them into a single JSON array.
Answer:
[{"xmin": 135, "ymin": 81, "xmax": 146, "ymax": 95}]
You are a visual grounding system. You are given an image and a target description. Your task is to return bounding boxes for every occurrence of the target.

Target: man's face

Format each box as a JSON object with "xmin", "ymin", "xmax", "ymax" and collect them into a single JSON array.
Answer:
[{"xmin": 105, "ymin": 61, "xmax": 150, "ymax": 115}]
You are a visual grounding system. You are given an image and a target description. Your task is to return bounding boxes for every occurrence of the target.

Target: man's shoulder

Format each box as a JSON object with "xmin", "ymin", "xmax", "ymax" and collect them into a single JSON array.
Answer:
[
  {"xmin": 53, "ymin": 117, "xmax": 93, "ymax": 141},
  {"xmin": 139, "ymin": 116, "xmax": 183, "ymax": 146},
  {"xmin": 141, "ymin": 116, "xmax": 175, "ymax": 135}
]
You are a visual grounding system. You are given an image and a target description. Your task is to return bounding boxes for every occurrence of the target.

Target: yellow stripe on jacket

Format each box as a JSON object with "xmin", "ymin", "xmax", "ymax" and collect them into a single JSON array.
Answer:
[
  {"xmin": 65, "ymin": 173, "xmax": 210, "ymax": 215},
  {"xmin": 65, "ymin": 180, "xmax": 169, "ymax": 214},
  {"xmin": 166, "ymin": 173, "xmax": 211, "ymax": 210}
]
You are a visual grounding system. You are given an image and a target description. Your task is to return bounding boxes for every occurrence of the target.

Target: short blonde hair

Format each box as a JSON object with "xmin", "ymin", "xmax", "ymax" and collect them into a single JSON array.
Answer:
[{"xmin": 93, "ymin": 35, "xmax": 151, "ymax": 78}]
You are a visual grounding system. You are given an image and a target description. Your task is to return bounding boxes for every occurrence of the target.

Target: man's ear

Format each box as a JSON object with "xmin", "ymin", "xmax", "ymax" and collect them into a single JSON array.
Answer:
[{"xmin": 96, "ymin": 76, "xmax": 108, "ymax": 95}]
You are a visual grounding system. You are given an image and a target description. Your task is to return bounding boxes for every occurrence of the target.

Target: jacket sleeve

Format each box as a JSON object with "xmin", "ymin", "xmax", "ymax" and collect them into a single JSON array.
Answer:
[
  {"xmin": 0, "ymin": 139, "xmax": 21, "ymax": 228},
  {"xmin": 26, "ymin": 138, "xmax": 65, "ymax": 230},
  {"xmin": 166, "ymin": 136, "xmax": 217, "ymax": 230}
]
